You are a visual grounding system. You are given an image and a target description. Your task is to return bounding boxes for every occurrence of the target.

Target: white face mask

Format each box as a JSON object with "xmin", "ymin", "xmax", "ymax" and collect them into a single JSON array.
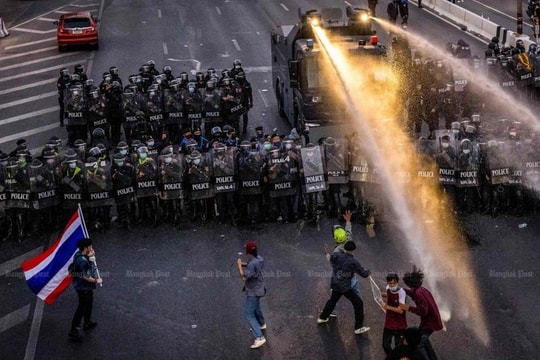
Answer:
[
  {"xmin": 68, "ymin": 162, "xmax": 76, "ymax": 169},
  {"xmin": 462, "ymin": 149, "xmax": 471, "ymax": 154},
  {"xmin": 442, "ymin": 142, "xmax": 450, "ymax": 149},
  {"xmin": 115, "ymin": 161, "xmax": 124, "ymax": 167},
  {"xmin": 193, "ymin": 159, "xmax": 201, "ymax": 165},
  {"xmin": 120, "ymin": 149, "xmax": 128, "ymax": 156},
  {"xmin": 164, "ymin": 157, "xmax": 172, "ymax": 164},
  {"xmin": 509, "ymin": 132, "xmax": 517, "ymax": 137},
  {"xmin": 285, "ymin": 144, "xmax": 292, "ymax": 150},
  {"xmin": 389, "ymin": 285, "xmax": 399, "ymax": 292}
]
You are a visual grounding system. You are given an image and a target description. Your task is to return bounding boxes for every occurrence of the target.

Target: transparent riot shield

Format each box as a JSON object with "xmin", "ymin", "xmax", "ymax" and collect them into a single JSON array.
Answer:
[
  {"xmin": 6, "ymin": 164, "xmax": 32, "ymax": 209},
  {"xmin": 158, "ymin": 153, "xmax": 185, "ymax": 200},
  {"xmin": 0, "ymin": 167, "xmax": 7, "ymax": 211},
  {"xmin": 184, "ymin": 91, "xmax": 204, "ymax": 130},
  {"xmin": 87, "ymin": 93, "xmax": 109, "ymax": 133},
  {"xmin": 164, "ymin": 88, "xmax": 185, "ymax": 126},
  {"xmin": 434, "ymin": 130, "xmax": 457, "ymax": 185},
  {"xmin": 111, "ymin": 163, "xmax": 136, "ymax": 206},
  {"xmin": 324, "ymin": 138, "xmax": 349, "ymax": 184},
  {"xmin": 486, "ymin": 142, "xmax": 512, "ymax": 185},
  {"xmin": 187, "ymin": 153, "xmax": 214, "ymax": 200},
  {"xmin": 267, "ymin": 154, "xmax": 297, "ymax": 198},
  {"xmin": 122, "ymin": 92, "xmax": 141, "ymax": 127},
  {"xmin": 65, "ymin": 86, "xmax": 87, "ymax": 126},
  {"xmin": 144, "ymin": 89, "xmax": 165, "ymax": 126},
  {"xmin": 212, "ymin": 149, "xmax": 236, "ymax": 193},
  {"xmin": 301, "ymin": 146, "xmax": 327, "ymax": 193},
  {"xmin": 85, "ymin": 160, "xmax": 114, "ymax": 207},
  {"xmin": 202, "ymin": 89, "xmax": 223, "ymax": 132},
  {"xmin": 237, "ymin": 151, "xmax": 264, "ymax": 196},
  {"xmin": 135, "ymin": 157, "xmax": 158, "ymax": 198},
  {"xmin": 59, "ymin": 160, "xmax": 85, "ymax": 209},
  {"xmin": 29, "ymin": 163, "xmax": 59, "ymax": 210}
]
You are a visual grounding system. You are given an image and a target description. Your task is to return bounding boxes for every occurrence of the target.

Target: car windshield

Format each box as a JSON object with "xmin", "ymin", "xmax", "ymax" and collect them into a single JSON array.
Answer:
[{"xmin": 63, "ymin": 18, "xmax": 91, "ymax": 28}]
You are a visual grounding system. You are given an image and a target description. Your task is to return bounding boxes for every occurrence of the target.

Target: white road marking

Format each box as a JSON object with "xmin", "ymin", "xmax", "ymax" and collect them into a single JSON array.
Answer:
[
  {"xmin": 0, "ymin": 78, "xmax": 56, "ymax": 96},
  {"xmin": 0, "ymin": 106, "xmax": 57, "ymax": 127},
  {"xmin": 0, "ymin": 60, "xmax": 84, "ymax": 83},
  {"xmin": 71, "ymin": 3, "xmax": 100, "ymax": 7},
  {"xmin": 0, "ymin": 46, "xmax": 58, "ymax": 61},
  {"xmin": 0, "ymin": 247, "xmax": 44, "ymax": 276},
  {"xmin": 243, "ymin": 65, "xmax": 271, "ymax": 73},
  {"xmin": 216, "ymin": 7, "xmax": 222, "ymax": 15},
  {"xmin": 0, "ymin": 118, "xmax": 59, "ymax": 146},
  {"xmin": 11, "ymin": 28, "xmax": 57, "ymax": 34},
  {"xmin": 258, "ymin": 89, "xmax": 269, "ymax": 108},
  {"xmin": 23, "ymin": 300, "xmax": 44, "ymax": 360},
  {"xmin": 4, "ymin": 37, "xmax": 56, "ymax": 50},
  {"xmin": 53, "ymin": 10, "xmax": 70, "ymax": 14},
  {"xmin": 37, "ymin": 17, "xmax": 58, "ymax": 22},
  {"xmin": 280, "ymin": 3, "xmax": 289, "ymax": 11},
  {"xmin": 0, "ymin": 91, "xmax": 57, "ymax": 110},
  {"xmin": 232, "ymin": 39, "xmax": 241, "ymax": 51},
  {"xmin": 0, "ymin": 304, "xmax": 31, "ymax": 334},
  {"xmin": 0, "ymin": 53, "xmax": 85, "ymax": 71},
  {"xmin": 163, "ymin": 42, "xmax": 169, "ymax": 55},
  {"xmin": 344, "ymin": 1, "xmax": 352, "ymax": 7},
  {"xmin": 157, "ymin": 9, "xmax": 162, "ymax": 18}
]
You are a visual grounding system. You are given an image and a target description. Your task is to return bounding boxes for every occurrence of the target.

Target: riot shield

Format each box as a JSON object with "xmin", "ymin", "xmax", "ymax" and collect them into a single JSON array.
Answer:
[
  {"xmin": 5, "ymin": 164, "xmax": 32, "ymax": 209},
  {"xmin": 87, "ymin": 94, "xmax": 109, "ymax": 132},
  {"xmin": 522, "ymin": 148, "xmax": 540, "ymax": 193},
  {"xmin": 267, "ymin": 154, "xmax": 297, "ymax": 198},
  {"xmin": 135, "ymin": 158, "xmax": 158, "ymax": 198},
  {"xmin": 158, "ymin": 154, "xmax": 185, "ymax": 200},
  {"xmin": 212, "ymin": 149, "xmax": 236, "ymax": 193},
  {"xmin": 29, "ymin": 164, "xmax": 59, "ymax": 210},
  {"xmin": 301, "ymin": 146, "xmax": 328, "ymax": 193},
  {"xmin": 145, "ymin": 90, "xmax": 165, "ymax": 125},
  {"xmin": 65, "ymin": 87, "xmax": 86, "ymax": 126},
  {"xmin": 434, "ymin": 130, "xmax": 457, "ymax": 185},
  {"xmin": 202, "ymin": 89, "xmax": 223, "ymax": 130},
  {"xmin": 164, "ymin": 89, "xmax": 185, "ymax": 126},
  {"xmin": 187, "ymin": 153, "xmax": 214, "ymax": 200},
  {"xmin": 0, "ymin": 167, "xmax": 6, "ymax": 211},
  {"xmin": 85, "ymin": 160, "xmax": 114, "ymax": 207},
  {"xmin": 229, "ymin": 83, "xmax": 248, "ymax": 117},
  {"xmin": 122, "ymin": 92, "xmax": 141, "ymax": 126},
  {"xmin": 237, "ymin": 151, "xmax": 264, "ymax": 196},
  {"xmin": 111, "ymin": 164, "xmax": 136, "ymax": 205},
  {"xmin": 59, "ymin": 161, "xmax": 85, "ymax": 208},
  {"xmin": 456, "ymin": 140, "xmax": 480, "ymax": 187},
  {"xmin": 184, "ymin": 92, "xmax": 204, "ymax": 129},
  {"xmin": 486, "ymin": 142, "xmax": 512, "ymax": 185},
  {"xmin": 324, "ymin": 138, "xmax": 349, "ymax": 184}
]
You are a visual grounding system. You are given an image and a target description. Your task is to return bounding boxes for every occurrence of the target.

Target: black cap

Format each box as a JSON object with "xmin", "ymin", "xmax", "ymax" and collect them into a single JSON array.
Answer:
[
  {"xmin": 255, "ymin": 126, "xmax": 263, "ymax": 131},
  {"xmin": 16, "ymin": 139, "xmax": 26, "ymax": 146}
]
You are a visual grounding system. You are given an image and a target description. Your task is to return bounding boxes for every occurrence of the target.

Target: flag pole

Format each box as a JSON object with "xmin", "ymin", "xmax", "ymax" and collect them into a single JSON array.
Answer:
[{"xmin": 77, "ymin": 203, "xmax": 102, "ymax": 287}]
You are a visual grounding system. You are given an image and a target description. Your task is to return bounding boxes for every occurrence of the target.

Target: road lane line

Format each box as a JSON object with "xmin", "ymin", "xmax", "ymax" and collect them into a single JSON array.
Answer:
[
  {"xmin": 0, "ymin": 46, "xmax": 58, "ymax": 61},
  {"xmin": 157, "ymin": 9, "xmax": 162, "ymax": 18},
  {"xmin": 0, "ymin": 304, "xmax": 31, "ymax": 334},
  {"xmin": 0, "ymin": 247, "xmax": 43, "ymax": 276},
  {"xmin": 163, "ymin": 42, "xmax": 169, "ymax": 55},
  {"xmin": 0, "ymin": 91, "xmax": 58, "ymax": 110},
  {"xmin": 0, "ymin": 78, "xmax": 56, "ymax": 96},
  {"xmin": 37, "ymin": 17, "xmax": 58, "ymax": 22},
  {"xmin": 0, "ymin": 107, "xmax": 57, "ymax": 127},
  {"xmin": 4, "ymin": 37, "xmax": 56, "ymax": 50},
  {"xmin": 216, "ymin": 7, "xmax": 222, "ymax": 15},
  {"xmin": 0, "ymin": 53, "xmax": 85, "ymax": 71},
  {"xmin": 232, "ymin": 39, "xmax": 241, "ymax": 51},
  {"xmin": 280, "ymin": 3, "xmax": 289, "ymax": 11},
  {"xmin": 11, "ymin": 28, "xmax": 57, "ymax": 34},
  {"xmin": 0, "ymin": 115, "xmax": 59, "ymax": 146},
  {"xmin": 71, "ymin": 3, "xmax": 100, "ymax": 7},
  {"xmin": 0, "ymin": 61, "xmax": 83, "ymax": 83},
  {"xmin": 344, "ymin": 1, "xmax": 352, "ymax": 7},
  {"xmin": 258, "ymin": 89, "xmax": 269, "ymax": 108},
  {"xmin": 24, "ymin": 301, "xmax": 44, "ymax": 360}
]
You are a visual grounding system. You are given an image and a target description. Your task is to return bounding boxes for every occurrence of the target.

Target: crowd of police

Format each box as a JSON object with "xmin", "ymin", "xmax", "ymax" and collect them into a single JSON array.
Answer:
[{"xmin": 2, "ymin": 45, "xmax": 540, "ymax": 242}]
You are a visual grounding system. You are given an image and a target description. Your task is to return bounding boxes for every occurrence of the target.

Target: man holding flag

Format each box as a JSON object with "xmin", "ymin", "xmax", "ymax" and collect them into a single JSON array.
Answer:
[
  {"xmin": 21, "ymin": 207, "xmax": 103, "ymax": 343},
  {"xmin": 68, "ymin": 237, "xmax": 102, "ymax": 342}
]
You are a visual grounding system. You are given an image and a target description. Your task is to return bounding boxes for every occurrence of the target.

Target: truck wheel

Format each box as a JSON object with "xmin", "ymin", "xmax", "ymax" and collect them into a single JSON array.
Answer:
[{"xmin": 276, "ymin": 86, "xmax": 286, "ymax": 118}]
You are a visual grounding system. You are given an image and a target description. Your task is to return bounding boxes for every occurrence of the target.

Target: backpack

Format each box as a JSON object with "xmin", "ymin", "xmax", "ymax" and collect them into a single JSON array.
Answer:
[{"xmin": 68, "ymin": 254, "xmax": 85, "ymax": 277}]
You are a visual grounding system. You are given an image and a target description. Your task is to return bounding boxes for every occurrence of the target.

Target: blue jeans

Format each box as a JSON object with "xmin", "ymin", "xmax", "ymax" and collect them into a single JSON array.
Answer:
[{"xmin": 245, "ymin": 296, "xmax": 265, "ymax": 339}]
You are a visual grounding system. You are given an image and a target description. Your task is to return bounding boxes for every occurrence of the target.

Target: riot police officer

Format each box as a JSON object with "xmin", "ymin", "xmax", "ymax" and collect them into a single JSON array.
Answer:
[
  {"xmin": 111, "ymin": 152, "xmax": 136, "ymax": 230},
  {"xmin": 134, "ymin": 146, "xmax": 158, "ymax": 226},
  {"xmin": 57, "ymin": 68, "xmax": 71, "ymax": 127},
  {"xmin": 235, "ymin": 71, "xmax": 253, "ymax": 134}
]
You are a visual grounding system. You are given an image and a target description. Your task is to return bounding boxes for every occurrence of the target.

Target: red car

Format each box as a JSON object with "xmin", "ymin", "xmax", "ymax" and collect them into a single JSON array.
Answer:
[{"xmin": 54, "ymin": 12, "xmax": 99, "ymax": 51}]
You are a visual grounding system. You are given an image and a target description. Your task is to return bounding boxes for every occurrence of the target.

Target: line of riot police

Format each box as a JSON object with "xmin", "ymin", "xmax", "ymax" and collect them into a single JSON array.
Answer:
[{"xmin": 57, "ymin": 59, "xmax": 253, "ymax": 149}]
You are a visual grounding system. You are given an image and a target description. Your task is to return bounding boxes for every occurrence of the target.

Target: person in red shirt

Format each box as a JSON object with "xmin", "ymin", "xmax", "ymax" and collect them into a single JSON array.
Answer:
[
  {"xmin": 381, "ymin": 273, "xmax": 408, "ymax": 355},
  {"xmin": 401, "ymin": 267, "xmax": 443, "ymax": 360}
]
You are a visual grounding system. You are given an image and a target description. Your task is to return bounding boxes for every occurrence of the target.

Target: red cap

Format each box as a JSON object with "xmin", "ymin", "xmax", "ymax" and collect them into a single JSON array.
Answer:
[{"xmin": 245, "ymin": 241, "xmax": 257, "ymax": 254}]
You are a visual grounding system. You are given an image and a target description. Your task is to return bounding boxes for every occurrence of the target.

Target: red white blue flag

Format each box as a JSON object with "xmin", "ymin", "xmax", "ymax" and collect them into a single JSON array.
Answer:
[{"xmin": 22, "ymin": 207, "xmax": 89, "ymax": 305}]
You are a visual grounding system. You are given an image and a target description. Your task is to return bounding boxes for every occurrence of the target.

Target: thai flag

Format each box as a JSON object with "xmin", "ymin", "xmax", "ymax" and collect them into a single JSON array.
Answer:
[{"xmin": 22, "ymin": 208, "xmax": 89, "ymax": 305}]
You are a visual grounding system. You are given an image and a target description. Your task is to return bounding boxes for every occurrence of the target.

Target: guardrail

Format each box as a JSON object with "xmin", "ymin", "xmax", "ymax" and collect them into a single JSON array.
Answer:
[{"xmin": 421, "ymin": 0, "xmax": 535, "ymax": 49}]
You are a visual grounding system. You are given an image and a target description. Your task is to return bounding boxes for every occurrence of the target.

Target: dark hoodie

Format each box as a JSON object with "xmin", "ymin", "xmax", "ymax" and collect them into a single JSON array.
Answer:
[{"xmin": 329, "ymin": 252, "xmax": 370, "ymax": 292}]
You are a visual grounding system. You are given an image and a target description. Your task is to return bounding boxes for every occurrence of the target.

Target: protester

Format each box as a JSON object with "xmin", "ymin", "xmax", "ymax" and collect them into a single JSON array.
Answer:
[
  {"xmin": 381, "ymin": 273, "xmax": 408, "ymax": 355},
  {"xmin": 317, "ymin": 241, "xmax": 371, "ymax": 335},
  {"xmin": 402, "ymin": 267, "xmax": 443, "ymax": 360},
  {"xmin": 68, "ymin": 238, "xmax": 102, "ymax": 342},
  {"xmin": 386, "ymin": 327, "xmax": 425, "ymax": 360},
  {"xmin": 237, "ymin": 241, "xmax": 267, "ymax": 349}
]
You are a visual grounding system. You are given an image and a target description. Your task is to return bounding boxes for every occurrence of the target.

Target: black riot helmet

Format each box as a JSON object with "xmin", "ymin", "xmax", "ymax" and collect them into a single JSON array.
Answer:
[
  {"xmin": 221, "ymin": 69, "xmax": 230, "ymax": 78},
  {"xmin": 207, "ymin": 67, "xmax": 216, "ymax": 77},
  {"xmin": 235, "ymin": 71, "xmax": 246, "ymax": 82},
  {"xmin": 233, "ymin": 59, "xmax": 242, "ymax": 68},
  {"xmin": 222, "ymin": 77, "xmax": 232, "ymax": 87},
  {"xmin": 60, "ymin": 67, "xmax": 69, "ymax": 77},
  {"xmin": 163, "ymin": 65, "xmax": 172, "ymax": 75},
  {"xmin": 147, "ymin": 60, "xmax": 156, "ymax": 68},
  {"xmin": 102, "ymin": 72, "xmax": 111, "ymax": 81},
  {"xmin": 195, "ymin": 72, "xmax": 204, "ymax": 82},
  {"xmin": 206, "ymin": 79, "xmax": 216, "ymax": 91},
  {"xmin": 109, "ymin": 66, "xmax": 119, "ymax": 76},
  {"xmin": 179, "ymin": 72, "xmax": 189, "ymax": 82},
  {"xmin": 74, "ymin": 64, "xmax": 85, "ymax": 74}
]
